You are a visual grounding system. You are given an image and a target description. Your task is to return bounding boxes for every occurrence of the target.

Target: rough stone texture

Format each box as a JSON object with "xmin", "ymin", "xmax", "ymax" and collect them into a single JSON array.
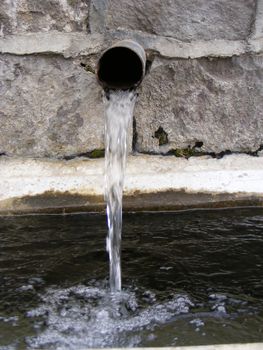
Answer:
[
  {"xmin": 0, "ymin": 54, "xmax": 105, "ymax": 157},
  {"xmin": 0, "ymin": 0, "xmax": 263, "ymax": 159},
  {"xmin": 0, "ymin": 0, "xmax": 90, "ymax": 36},
  {"xmin": 251, "ymin": 0, "xmax": 263, "ymax": 39},
  {"xmin": 135, "ymin": 54, "xmax": 263, "ymax": 154},
  {"xmin": 106, "ymin": 0, "xmax": 256, "ymax": 41},
  {"xmin": 89, "ymin": 0, "xmax": 108, "ymax": 34}
]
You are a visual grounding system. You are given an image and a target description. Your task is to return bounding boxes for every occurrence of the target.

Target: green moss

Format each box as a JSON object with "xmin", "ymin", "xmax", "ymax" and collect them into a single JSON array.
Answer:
[
  {"xmin": 88, "ymin": 149, "xmax": 105, "ymax": 158},
  {"xmin": 154, "ymin": 127, "xmax": 168, "ymax": 146},
  {"xmin": 169, "ymin": 147, "xmax": 203, "ymax": 159},
  {"xmin": 83, "ymin": 64, "xmax": 96, "ymax": 74}
]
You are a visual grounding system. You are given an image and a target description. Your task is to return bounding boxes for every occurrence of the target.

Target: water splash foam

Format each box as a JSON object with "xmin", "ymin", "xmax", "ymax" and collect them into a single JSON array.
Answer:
[{"xmin": 26, "ymin": 284, "xmax": 192, "ymax": 349}]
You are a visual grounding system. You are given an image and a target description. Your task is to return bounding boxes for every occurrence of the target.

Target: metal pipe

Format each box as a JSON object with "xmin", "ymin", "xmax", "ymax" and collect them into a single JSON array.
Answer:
[{"xmin": 97, "ymin": 40, "xmax": 146, "ymax": 90}]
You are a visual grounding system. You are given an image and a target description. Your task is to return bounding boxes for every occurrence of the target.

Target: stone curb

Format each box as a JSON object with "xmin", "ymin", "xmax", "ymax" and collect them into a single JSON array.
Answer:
[{"xmin": 0, "ymin": 154, "xmax": 263, "ymax": 214}]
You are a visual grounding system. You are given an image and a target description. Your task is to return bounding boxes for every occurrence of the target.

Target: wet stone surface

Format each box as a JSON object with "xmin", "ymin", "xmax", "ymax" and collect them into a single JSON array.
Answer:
[{"xmin": 0, "ymin": 208, "xmax": 263, "ymax": 348}]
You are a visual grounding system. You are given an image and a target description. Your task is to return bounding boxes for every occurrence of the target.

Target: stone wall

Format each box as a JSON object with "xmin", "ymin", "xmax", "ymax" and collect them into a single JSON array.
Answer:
[{"xmin": 1, "ymin": 0, "xmax": 263, "ymax": 158}]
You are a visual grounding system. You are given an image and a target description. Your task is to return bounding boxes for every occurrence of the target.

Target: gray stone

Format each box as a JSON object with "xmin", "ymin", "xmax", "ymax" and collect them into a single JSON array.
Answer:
[
  {"xmin": 134, "ymin": 54, "xmax": 263, "ymax": 154},
  {"xmin": 0, "ymin": 0, "xmax": 90, "ymax": 36},
  {"xmin": 251, "ymin": 0, "xmax": 263, "ymax": 39},
  {"xmin": 0, "ymin": 54, "xmax": 105, "ymax": 157},
  {"xmin": 105, "ymin": 0, "xmax": 256, "ymax": 41},
  {"xmin": 89, "ymin": 0, "xmax": 108, "ymax": 34}
]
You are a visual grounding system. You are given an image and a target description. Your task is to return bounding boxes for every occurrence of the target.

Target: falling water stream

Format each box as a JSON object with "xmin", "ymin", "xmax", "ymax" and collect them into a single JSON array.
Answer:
[{"xmin": 104, "ymin": 90, "xmax": 137, "ymax": 292}]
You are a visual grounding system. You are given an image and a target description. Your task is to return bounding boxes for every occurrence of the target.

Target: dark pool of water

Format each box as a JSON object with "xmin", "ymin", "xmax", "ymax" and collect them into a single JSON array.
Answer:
[{"xmin": 0, "ymin": 208, "xmax": 263, "ymax": 349}]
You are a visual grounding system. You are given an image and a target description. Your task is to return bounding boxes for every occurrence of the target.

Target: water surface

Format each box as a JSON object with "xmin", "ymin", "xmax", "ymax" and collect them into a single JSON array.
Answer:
[{"xmin": 0, "ymin": 208, "xmax": 263, "ymax": 348}]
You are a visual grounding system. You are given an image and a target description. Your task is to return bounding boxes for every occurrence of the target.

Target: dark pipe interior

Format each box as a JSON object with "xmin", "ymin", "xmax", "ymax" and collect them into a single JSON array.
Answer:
[{"xmin": 98, "ymin": 47, "xmax": 144, "ymax": 90}]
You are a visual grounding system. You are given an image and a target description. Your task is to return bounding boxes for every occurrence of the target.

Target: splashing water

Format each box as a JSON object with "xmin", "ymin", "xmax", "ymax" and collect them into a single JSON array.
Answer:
[
  {"xmin": 26, "ymin": 284, "xmax": 193, "ymax": 349},
  {"xmin": 104, "ymin": 90, "xmax": 137, "ymax": 292}
]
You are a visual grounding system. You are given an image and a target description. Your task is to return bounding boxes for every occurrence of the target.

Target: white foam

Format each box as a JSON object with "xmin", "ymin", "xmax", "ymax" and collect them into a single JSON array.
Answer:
[{"xmin": 26, "ymin": 284, "xmax": 193, "ymax": 349}]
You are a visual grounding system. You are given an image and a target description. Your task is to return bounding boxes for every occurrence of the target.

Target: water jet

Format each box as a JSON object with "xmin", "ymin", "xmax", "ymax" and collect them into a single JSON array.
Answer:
[{"xmin": 97, "ymin": 40, "xmax": 146, "ymax": 292}]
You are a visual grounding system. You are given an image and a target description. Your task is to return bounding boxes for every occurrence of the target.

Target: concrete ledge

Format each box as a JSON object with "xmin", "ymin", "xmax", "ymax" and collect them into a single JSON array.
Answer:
[
  {"xmin": 1, "ymin": 31, "xmax": 263, "ymax": 59},
  {"xmin": 108, "ymin": 29, "xmax": 250, "ymax": 58},
  {"xmin": 0, "ymin": 32, "xmax": 104, "ymax": 58},
  {"xmin": 0, "ymin": 154, "xmax": 263, "ymax": 214},
  {"xmin": 109, "ymin": 345, "xmax": 263, "ymax": 350}
]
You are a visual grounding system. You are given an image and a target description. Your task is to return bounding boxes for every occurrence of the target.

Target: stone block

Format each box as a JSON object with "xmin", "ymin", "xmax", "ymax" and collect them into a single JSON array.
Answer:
[
  {"xmin": 135, "ymin": 54, "xmax": 263, "ymax": 154},
  {"xmin": 106, "ymin": 0, "xmax": 255, "ymax": 41},
  {"xmin": 0, "ymin": 54, "xmax": 105, "ymax": 157},
  {"xmin": 0, "ymin": 0, "xmax": 90, "ymax": 36}
]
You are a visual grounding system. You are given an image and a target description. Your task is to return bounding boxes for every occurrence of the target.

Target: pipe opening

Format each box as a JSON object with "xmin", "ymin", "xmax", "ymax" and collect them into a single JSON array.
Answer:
[{"xmin": 97, "ymin": 47, "xmax": 144, "ymax": 90}]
